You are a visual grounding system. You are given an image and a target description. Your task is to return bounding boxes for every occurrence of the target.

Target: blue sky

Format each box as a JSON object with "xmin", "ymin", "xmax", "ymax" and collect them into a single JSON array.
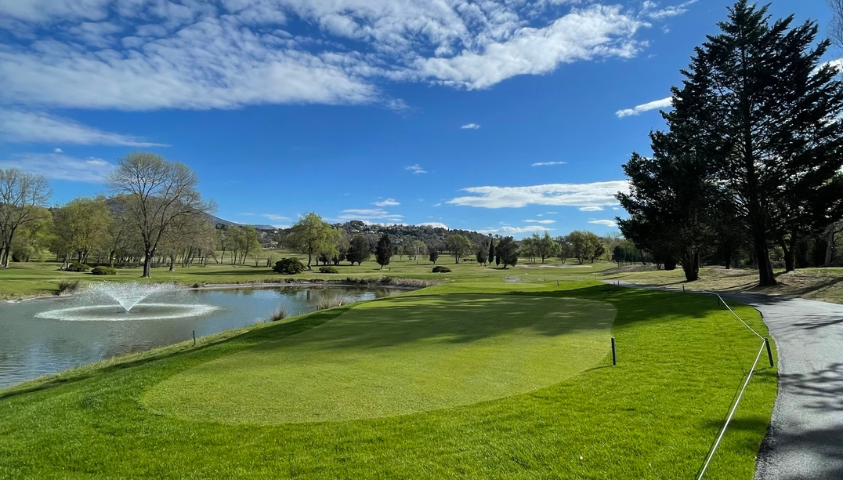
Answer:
[{"xmin": 0, "ymin": 0, "xmax": 836, "ymax": 237}]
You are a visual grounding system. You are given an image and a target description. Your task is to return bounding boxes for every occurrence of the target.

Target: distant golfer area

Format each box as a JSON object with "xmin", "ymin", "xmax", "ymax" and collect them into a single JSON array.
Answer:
[{"xmin": 143, "ymin": 294, "xmax": 615, "ymax": 424}]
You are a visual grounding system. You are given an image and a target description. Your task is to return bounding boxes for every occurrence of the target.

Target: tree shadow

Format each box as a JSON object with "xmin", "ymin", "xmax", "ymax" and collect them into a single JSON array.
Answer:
[{"xmin": 778, "ymin": 363, "xmax": 843, "ymax": 413}]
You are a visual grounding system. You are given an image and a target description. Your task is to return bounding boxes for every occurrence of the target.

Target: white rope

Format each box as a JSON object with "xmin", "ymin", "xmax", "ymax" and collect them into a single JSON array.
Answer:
[{"xmin": 712, "ymin": 293, "xmax": 765, "ymax": 340}]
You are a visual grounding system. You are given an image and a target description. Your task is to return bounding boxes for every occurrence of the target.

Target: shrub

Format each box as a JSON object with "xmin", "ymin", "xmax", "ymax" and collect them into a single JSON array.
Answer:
[
  {"xmin": 66, "ymin": 262, "xmax": 91, "ymax": 272},
  {"xmin": 57, "ymin": 280, "xmax": 80, "ymax": 295},
  {"xmin": 273, "ymin": 258, "xmax": 306, "ymax": 275},
  {"xmin": 319, "ymin": 266, "xmax": 338, "ymax": 274},
  {"xmin": 432, "ymin": 266, "xmax": 451, "ymax": 273},
  {"xmin": 91, "ymin": 266, "xmax": 117, "ymax": 275},
  {"xmin": 270, "ymin": 308, "xmax": 287, "ymax": 322}
]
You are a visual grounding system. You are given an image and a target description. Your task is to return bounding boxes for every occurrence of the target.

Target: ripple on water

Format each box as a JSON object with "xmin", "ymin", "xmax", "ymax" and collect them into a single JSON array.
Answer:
[{"xmin": 35, "ymin": 303, "xmax": 219, "ymax": 321}]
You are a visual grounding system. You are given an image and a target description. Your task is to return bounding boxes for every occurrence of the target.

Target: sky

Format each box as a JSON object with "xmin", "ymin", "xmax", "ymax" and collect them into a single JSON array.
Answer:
[{"xmin": 0, "ymin": 0, "xmax": 837, "ymax": 238}]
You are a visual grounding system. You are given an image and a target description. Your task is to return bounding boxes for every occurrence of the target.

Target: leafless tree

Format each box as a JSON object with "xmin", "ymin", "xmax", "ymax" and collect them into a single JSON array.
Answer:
[
  {"xmin": 108, "ymin": 152, "xmax": 213, "ymax": 277},
  {"xmin": 830, "ymin": 0, "xmax": 843, "ymax": 49},
  {"xmin": 0, "ymin": 169, "xmax": 51, "ymax": 267}
]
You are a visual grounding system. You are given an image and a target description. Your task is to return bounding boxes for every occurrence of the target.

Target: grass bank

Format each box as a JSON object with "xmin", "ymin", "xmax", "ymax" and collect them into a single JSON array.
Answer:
[{"xmin": 0, "ymin": 275, "xmax": 776, "ymax": 479}]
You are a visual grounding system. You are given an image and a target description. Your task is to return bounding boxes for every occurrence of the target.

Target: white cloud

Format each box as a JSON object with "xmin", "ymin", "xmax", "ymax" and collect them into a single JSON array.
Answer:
[
  {"xmin": 418, "ymin": 222, "xmax": 448, "ymax": 229},
  {"xmin": 589, "ymin": 219, "xmax": 618, "ymax": 227},
  {"xmin": 616, "ymin": 97, "xmax": 672, "ymax": 118},
  {"xmin": 0, "ymin": 153, "xmax": 114, "ymax": 182},
  {"xmin": 373, "ymin": 198, "xmax": 400, "ymax": 207},
  {"xmin": 525, "ymin": 219, "xmax": 556, "ymax": 224},
  {"xmin": 338, "ymin": 208, "xmax": 402, "ymax": 223},
  {"xmin": 54, "ymin": 147, "xmax": 62, "ymax": 153},
  {"xmin": 406, "ymin": 164, "xmax": 427, "ymax": 174},
  {"xmin": 461, "ymin": 123, "xmax": 481, "ymax": 129},
  {"xmin": 261, "ymin": 214, "xmax": 290, "ymax": 221},
  {"xmin": 0, "ymin": 1, "xmax": 664, "ymax": 113},
  {"xmin": 579, "ymin": 206, "xmax": 603, "ymax": 211},
  {"xmin": 478, "ymin": 225, "xmax": 552, "ymax": 235},
  {"xmin": 0, "ymin": 108, "xmax": 164, "ymax": 146},
  {"xmin": 447, "ymin": 181, "xmax": 628, "ymax": 208},
  {"xmin": 644, "ymin": 0, "xmax": 698, "ymax": 20},
  {"xmin": 532, "ymin": 161, "xmax": 566, "ymax": 167}
]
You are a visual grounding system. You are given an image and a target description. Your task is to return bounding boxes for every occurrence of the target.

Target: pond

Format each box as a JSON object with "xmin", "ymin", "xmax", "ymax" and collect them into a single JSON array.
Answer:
[{"xmin": 0, "ymin": 284, "xmax": 392, "ymax": 389}]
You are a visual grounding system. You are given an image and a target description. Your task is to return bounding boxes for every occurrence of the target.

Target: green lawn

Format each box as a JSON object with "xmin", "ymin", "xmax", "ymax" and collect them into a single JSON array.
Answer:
[{"xmin": 0, "ymin": 275, "xmax": 776, "ymax": 479}]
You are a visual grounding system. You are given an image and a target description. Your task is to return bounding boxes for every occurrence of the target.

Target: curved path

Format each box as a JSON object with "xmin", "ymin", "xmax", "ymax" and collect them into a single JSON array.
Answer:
[{"xmin": 607, "ymin": 281, "xmax": 843, "ymax": 479}]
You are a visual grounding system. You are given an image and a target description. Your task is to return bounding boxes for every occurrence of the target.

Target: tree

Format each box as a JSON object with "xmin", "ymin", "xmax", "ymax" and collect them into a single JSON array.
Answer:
[
  {"xmin": 670, "ymin": 1, "xmax": 843, "ymax": 285},
  {"xmin": 475, "ymin": 243, "xmax": 488, "ymax": 265},
  {"xmin": 108, "ymin": 152, "xmax": 212, "ymax": 277},
  {"xmin": 412, "ymin": 240, "xmax": 427, "ymax": 264},
  {"xmin": 288, "ymin": 212, "xmax": 338, "ymax": 270},
  {"xmin": 521, "ymin": 236, "xmax": 537, "ymax": 263},
  {"xmin": 535, "ymin": 231, "xmax": 560, "ymax": 263},
  {"xmin": 447, "ymin": 233, "xmax": 472, "ymax": 264},
  {"xmin": 375, "ymin": 234, "xmax": 392, "ymax": 269},
  {"xmin": 429, "ymin": 250, "xmax": 439, "ymax": 264},
  {"xmin": 346, "ymin": 235, "xmax": 370, "ymax": 265},
  {"xmin": 496, "ymin": 236, "xmax": 519, "ymax": 268},
  {"xmin": 488, "ymin": 238, "xmax": 496, "ymax": 267},
  {"xmin": 0, "ymin": 169, "xmax": 51, "ymax": 268},
  {"xmin": 10, "ymin": 206, "xmax": 53, "ymax": 262},
  {"xmin": 53, "ymin": 197, "xmax": 113, "ymax": 267},
  {"xmin": 830, "ymin": 0, "xmax": 843, "ymax": 48}
]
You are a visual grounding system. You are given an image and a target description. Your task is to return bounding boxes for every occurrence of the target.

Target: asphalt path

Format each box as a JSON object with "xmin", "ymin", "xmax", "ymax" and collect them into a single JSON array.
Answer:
[{"xmin": 606, "ymin": 281, "xmax": 843, "ymax": 479}]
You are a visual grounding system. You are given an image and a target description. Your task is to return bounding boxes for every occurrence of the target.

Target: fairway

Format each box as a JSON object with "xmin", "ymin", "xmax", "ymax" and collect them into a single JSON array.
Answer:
[{"xmin": 143, "ymin": 294, "xmax": 616, "ymax": 424}]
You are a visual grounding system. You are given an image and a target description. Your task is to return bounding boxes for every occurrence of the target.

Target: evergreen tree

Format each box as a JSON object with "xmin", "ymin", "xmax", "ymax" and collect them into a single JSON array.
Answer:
[
  {"xmin": 346, "ymin": 235, "xmax": 370, "ymax": 265},
  {"xmin": 375, "ymin": 234, "xmax": 392, "ymax": 270},
  {"xmin": 487, "ymin": 238, "xmax": 495, "ymax": 267},
  {"xmin": 429, "ymin": 250, "xmax": 439, "ymax": 264},
  {"xmin": 496, "ymin": 236, "xmax": 519, "ymax": 268},
  {"xmin": 674, "ymin": 0, "xmax": 843, "ymax": 285}
]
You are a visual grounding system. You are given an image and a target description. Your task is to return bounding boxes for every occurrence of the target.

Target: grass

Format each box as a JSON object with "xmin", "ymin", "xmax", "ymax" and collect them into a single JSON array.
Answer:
[
  {"xmin": 0, "ymin": 270, "xmax": 776, "ymax": 479},
  {"xmin": 142, "ymin": 294, "xmax": 616, "ymax": 424}
]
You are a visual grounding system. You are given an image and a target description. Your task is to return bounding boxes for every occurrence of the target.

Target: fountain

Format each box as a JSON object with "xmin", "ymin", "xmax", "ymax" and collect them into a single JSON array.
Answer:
[{"xmin": 36, "ymin": 282, "xmax": 218, "ymax": 321}]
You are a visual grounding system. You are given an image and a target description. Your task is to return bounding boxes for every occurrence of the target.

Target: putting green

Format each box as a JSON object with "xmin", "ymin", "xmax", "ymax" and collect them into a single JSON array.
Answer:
[{"xmin": 142, "ymin": 294, "xmax": 615, "ymax": 424}]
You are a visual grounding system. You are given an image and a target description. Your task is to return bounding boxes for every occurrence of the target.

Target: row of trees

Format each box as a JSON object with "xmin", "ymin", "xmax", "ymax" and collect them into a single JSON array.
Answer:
[{"xmin": 619, "ymin": 0, "xmax": 843, "ymax": 284}]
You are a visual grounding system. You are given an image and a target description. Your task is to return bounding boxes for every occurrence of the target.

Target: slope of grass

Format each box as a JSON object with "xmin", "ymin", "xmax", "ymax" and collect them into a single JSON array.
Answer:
[
  {"xmin": 142, "ymin": 294, "xmax": 616, "ymax": 424},
  {"xmin": 0, "ymin": 281, "xmax": 776, "ymax": 479}
]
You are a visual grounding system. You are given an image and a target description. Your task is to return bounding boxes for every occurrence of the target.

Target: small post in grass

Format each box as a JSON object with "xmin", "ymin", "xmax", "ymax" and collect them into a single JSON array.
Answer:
[
  {"xmin": 765, "ymin": 338, "xmax": 774, "ymax": 367},
  {"xmin": 557, "ymin": 280, "xmax": 560, "ymax": 287},
  {"xmin": 192, "ymin": 330, "xmax": 196, "ymax": 346},
  {"xmin": 682, "ymin": 284, "xmax": 685, "ymax": 294},
  {"xmin": 611, "ymin": 337, "xmax": 617, "ymax": 366}
]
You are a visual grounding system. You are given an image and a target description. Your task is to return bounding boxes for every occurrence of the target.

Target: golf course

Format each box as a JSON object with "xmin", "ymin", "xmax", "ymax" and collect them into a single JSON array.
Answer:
[{"xmin": 0, "ymin": 260, "xmax": 777, "ymax": 479}]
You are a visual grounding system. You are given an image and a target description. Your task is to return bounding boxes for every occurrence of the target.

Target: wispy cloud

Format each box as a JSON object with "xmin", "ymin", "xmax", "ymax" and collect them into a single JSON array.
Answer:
[
  {"xmin": 448, "ymin": 181, "xmax": 628, "ymax": 209},
  {"xmin": 643, "ymin": 0, "xmax": 698, "ymax": 20},
  {"xmin": 478, "ymin": 225, "xmax": 552, "ymax": 235},
  {"xmin": 338, "ymin": 208, "xmax": 403, "ymax": 223},
  {"xmin": 0, "ymin": 153, "xmax": 114, "ymax": 183},
  {"xmin": 579, "ymin": 206, "xmax": 603, "ymax": 212},
  {"xmin": 373, "ymin": 198, "xmax": 400, "ymax": 207},
  {"xmin": 461, "ymin": 123, "xmax": 481, "ymax": 129},
  {"xmin": 0, "ymin": 108, "xmax": 165, "ymax": 146},
  {"xmin": 589, "ymin": 219, "xmax": 618, "ymax": 227},
  {"xmin": 261, "ymin": 214, "xmax": 290, "ymax": 221},
  {"xmin": 525, "ymin": 219, "xmax": 556, "ymax": 224},
  {"xmin": 54, "ymin": 147, "xmax": 63, "ymax": 153},
  {"xmin": 616, "ymin": 97, "xmax": 672, "ymax": 118},
  {"xmin": 532, "ymin": 161, "xmax": 566, "ymax": 167},
  {"xmin": 406, "ymin": 164, "xmax": 427, "ymax": 174}
]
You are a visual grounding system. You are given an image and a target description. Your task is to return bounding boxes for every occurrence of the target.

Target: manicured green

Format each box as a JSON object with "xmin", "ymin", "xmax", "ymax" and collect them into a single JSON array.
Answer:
[
  {"xmin": 0, "ymin": 275, "xmax": 776, "ymax": 479},
  {"xmin": 143, "ymin": 294, "xmax": 615, "ymax": 424}
]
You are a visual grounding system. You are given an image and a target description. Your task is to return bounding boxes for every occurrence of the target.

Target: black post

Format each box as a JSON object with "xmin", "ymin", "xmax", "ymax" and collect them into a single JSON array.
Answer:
[
  {"xmin": 765, "ymin": 338, "xmax": 774, "ymax": 367},
  {"xmin": 557, "ymin": 280, "xmax": 559, "ymax": 287},
  {"xmin": 682, "ymin": 284, "xmax": 685, "ymax": 294},
  {"xmin": 611, "ymin": 337, "xmax": 617, "ymax": 366},
  {"xmin": 192, "ymin": 330, "xmax": 196, "ymax": 346}
]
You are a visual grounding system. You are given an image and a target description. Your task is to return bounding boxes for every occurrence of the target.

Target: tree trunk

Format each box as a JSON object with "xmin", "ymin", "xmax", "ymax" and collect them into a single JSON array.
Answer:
[
  {"xmin": 664, "ymin": 257, "xmax": 677, "ymax": 271},
  {"xmin": 142, "ymin": 251, "xmax": 153, "ymax": 278},
  {"xmin": 780, "ymin": 235, "xmax": 797, "ymax": 273},
  {"xmin": 753, "ymin": 234, "xmax": 776, "ymax": 286},
  {"xmin": 825, "ymin": 227, "xmax": 837, "ymax": 266}
]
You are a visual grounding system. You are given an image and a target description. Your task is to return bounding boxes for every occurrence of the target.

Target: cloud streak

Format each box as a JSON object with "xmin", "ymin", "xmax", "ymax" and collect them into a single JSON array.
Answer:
[
  {"xmin": 461, "ymin": 123, "xmax": 481, "ymax": 129},
  {"xmin": 373, "ymin": 198, "xmax": 400, "ymax": 207},
  {"xmin": 532, "ymin": 161, "xmax": 566, "ymax": 167},
  {"xmin": 448, "ymin": 181, "xmax": 628, "ymax": 209},
  {"xmin": 0, "ymin": 153, "xmax": 115, "ymax": 183},
  {"xmin": 616, "ymin": 97, "xmax": 672, "ymax": 118},
  {"xmin": 0, "ymin": 108, "xmax": 164, "ymax": 146},
  {"xmin": 406, "ymin": 164, "xmax": 427, "ymax": 174}
]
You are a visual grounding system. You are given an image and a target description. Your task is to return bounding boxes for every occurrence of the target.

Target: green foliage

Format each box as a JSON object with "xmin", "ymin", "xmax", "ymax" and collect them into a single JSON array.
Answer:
[
  {"xmin": 446, "ymin": 233, "xmax": 472, "ymax": 264},
  {"xmin": 273, "ymin": 258, "xmax": 305, "ymax": 275},
  {"xmin": 65, "ymin": 262, "xmax": 91, "ymax": 272},
  {"xmin": 432, "ymin": 266, "xmax": 451, "ymax": 273},
  {"xmin": 287, "ymin": 212, "xmax": 339, "ymax": 269},
  {"xmin": 319, "ymin": 266, "xmax": 338, "ymax": 274},
  {"xmin": 91, "ymin": 266, "xmax": 117, "ymax": 275},
  {"xmin": 428, "ymin": 250, "xmax": 439, "ymax": 264},
  {"xmin": 375, "ymin": 234, "xmax": 392, "ymax": 269},
  {"xmin": 496, "ymin": 236, "xmax": 519, "ymax": 268},
  {"xmin": 346, "ymin": 235, "xmax": 370, "ymax": 265}
]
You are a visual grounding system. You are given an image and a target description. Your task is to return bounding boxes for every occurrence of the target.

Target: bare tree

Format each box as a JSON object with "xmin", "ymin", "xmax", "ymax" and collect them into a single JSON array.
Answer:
[
  {"xmin": 0, "ymin": 169, "xmax": 51, "ymax": 268},
  {"xmin": 108, "ymin": 152, "xmax": 213, "ymax": 277},
  {"xmin": 830, "ymin": 0, "xmax": 843, "ymax": 49}
]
